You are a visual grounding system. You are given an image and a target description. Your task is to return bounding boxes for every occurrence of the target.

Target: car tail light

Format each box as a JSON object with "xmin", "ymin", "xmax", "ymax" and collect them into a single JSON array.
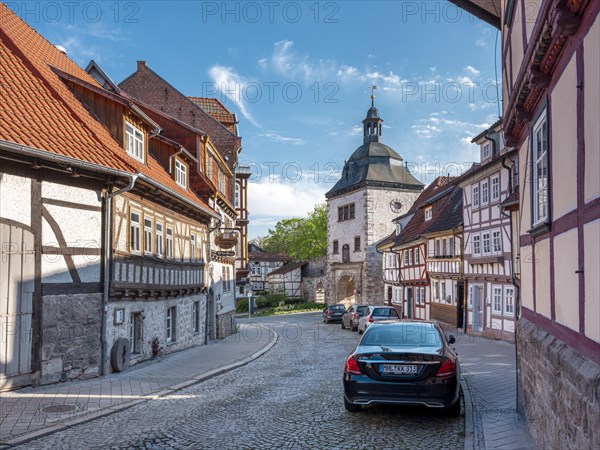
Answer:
[
  {"xmin": 353, "ymin": 312, "xmax": 358, "ymax": 319},
  {"xmin": 345, "ymin": 355, "xmax": 363, "ymax": 375},
  {"xmin": 435, "ymin": 359, "xmax": 456, "ymax": 377},
  {"xmin": 368, "ymin": 314, "xmax": 374, "ymax": 323}
]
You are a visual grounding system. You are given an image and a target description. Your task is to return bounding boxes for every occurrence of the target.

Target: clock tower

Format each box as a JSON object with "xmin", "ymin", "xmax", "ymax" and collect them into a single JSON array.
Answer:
[{"xmin": 325, "ymin": 92, "xmax": 424, "ymax": 306}]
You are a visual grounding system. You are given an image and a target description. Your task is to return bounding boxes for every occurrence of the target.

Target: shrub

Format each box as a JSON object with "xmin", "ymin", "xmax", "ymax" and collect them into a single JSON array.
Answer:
[{"xmin": 237, "ymin": 299, "xmax": 249, "ymax": 313}]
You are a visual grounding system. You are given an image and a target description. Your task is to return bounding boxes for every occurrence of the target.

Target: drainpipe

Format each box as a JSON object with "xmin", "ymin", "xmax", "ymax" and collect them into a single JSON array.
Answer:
[{"xmin": 101, "ymin": 174, "xmax": 139, "ymax": 376}]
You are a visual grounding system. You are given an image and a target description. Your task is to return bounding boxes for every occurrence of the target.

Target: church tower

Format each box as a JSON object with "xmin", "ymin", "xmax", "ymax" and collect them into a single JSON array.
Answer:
[{"xmin": 326, "ymin": 91, "xmax": 424, "ymax": 306}]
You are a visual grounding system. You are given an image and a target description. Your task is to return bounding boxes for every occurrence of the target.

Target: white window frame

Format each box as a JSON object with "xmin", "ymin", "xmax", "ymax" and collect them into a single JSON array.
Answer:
[
  {"xmin": 414, "ymin": 248, "xmax": 420, "ymax": 265},
  {"xmin": 130, "ymin": 210, "xmax": 141, "ymax": 253},
  {"xmin": 166, "ymin": 226, "xmax": 174, "ymax": 258},
  {"xmin": 235, "ymin": 183, "xmax": 240, "ymax": 208},
  {"xmin": 424, "ymin": 207, "xmax": 432, "ymax": 221},
  {"xmin": 481, "ymin": 180, "xmax": 489, "ymax": 205},
  {"xmin": 449, "ymin": 237, "xmax": 454, "ymax": 257},
  {"xmin": 482, "ymin": 232, "xmax": 491, "ymax": 256},
  {"xmin": 472, "ymin": 185, "xmax": 480, "ymax": 209},
  {"xmin": 491, "ymin": 174, "xmax": 500, "ymax": 202},
  {"xmin": 492, "ymin": 230, "xmax": 502, "ymax": 255},
  {"xmin": 492, "ymin": 286, "xmax": 503, "ymax": 314},
  {"xmin": 482, "ymin": 142, "xmax": 492, "ymax": 159},
  {"xmin": 175, "ymin": 158, "xmax": 187, "ymax": 189},
  {"xmin": 190, "ymin": 233, "xmax": 197, "ymax": 261},
  {"xmin": 404, "ymin": 250, "xmax": 409, "ymax": 266},
  {"xmin": 166, "ymin": 306, "xmax": 176, "ymax": 343},
  {"xmin": 472, "ymin": 234, "xmax": 481, "ymax": 257},
  {"xmin": 125, "ymin": 121, "xmax": 145, "ymax": 162},
  {"xmin": 434, "ymin": 281, "xmax": 439, "ymax": 301},
  {"xmin": 532, "ymin": 110, "xmax": 549, "ymax": 226},
  {"xmin": 144, "ymin": 217, "xmax": 153, "ymax": 255},
  {"xmin": 504, "ymin": 286, "xmax": 515, "ymax": 315},
  {"xmin": 441, "ymin": 283, "xmax": 447, "ymax": 303},
  {"xmin": 156, "ymin": 222, "xmax": 164, "ymax": 257}
]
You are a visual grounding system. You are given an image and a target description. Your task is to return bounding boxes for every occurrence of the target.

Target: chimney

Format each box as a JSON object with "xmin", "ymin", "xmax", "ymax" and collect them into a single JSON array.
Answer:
[{"xmin": 137, "ymin": 61, "xmax": 147, "ymax": 71}]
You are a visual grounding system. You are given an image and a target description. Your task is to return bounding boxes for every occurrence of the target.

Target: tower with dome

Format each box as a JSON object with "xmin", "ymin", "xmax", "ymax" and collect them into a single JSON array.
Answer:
[{"xmin": 326, "ymin": 90, "xmax": 424, "ymax": 306}]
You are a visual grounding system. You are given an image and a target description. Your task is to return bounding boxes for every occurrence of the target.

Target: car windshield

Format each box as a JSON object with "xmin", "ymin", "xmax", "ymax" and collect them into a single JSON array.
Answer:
[
  {"xmin": 362, "ymin": 324, "xmax": 443, "ymax": 348},
  {"xmin": 372, "ymin": 308, "xmax": 391, "ymax": 316},
  {"xmin": 330, "ymin": 305, "xmax": 345, "ymax": 310}
]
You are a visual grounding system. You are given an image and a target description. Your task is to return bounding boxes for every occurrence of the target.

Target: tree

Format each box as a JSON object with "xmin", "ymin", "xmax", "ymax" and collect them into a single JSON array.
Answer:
[{"xmin": 262, "ymin": 204, "xmax": 327, "ymax": 260}]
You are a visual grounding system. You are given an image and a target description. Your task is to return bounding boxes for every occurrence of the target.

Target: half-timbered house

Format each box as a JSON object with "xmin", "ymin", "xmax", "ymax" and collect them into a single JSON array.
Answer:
[
  {"xmin": 459, "ymin": 121, "xmax": 517, "ymax": 339},
  {"xmin": 450, "ymin": 1, "xmax": 600, "ymax": 447},
  {"xmin": 266, "ymin": 261, "xmax": 307, "ymax": 299},
  {"xmin": 0, "ymin": 5, "xmax": 219, "ymax": 388},
  {"xmin": 248, "ymin": 243, "xmax": 289, "ymax": 293}
]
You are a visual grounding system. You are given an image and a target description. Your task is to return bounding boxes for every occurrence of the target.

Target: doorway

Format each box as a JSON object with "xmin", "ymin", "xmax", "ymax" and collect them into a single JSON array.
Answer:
[
  {"xmin": 406, "ymin": 287, "xmax": 414, "ymax": 319},
  {"xmin": 457, "ymin": 282, "xmax": 465, "ymax": 329}
]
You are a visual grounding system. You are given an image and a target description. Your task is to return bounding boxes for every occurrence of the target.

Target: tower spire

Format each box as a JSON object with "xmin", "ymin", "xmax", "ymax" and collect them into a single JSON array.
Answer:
[
  {"xmin": 371, "ymin": 85, "xmax": 377, "ymax": 107},
  {"xmin": 363, "ymin": 87, "xmax": 383, "ymax": 144}
]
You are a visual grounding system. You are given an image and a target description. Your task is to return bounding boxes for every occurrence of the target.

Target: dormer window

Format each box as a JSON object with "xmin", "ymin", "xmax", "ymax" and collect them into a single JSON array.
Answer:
[
  {"xmin": 482, "ymin": 142, "xmax": 492, "ymax": 160},
  {"xmin": 125, "ymin": 122, "xmax": 144, "ymax": 162},
  {"xmin": 424, "ymin": 207, "xmax": 432, "ymax": 221},
  {"xmin": 175, "ymin": 158, "xmax": 187, "ymax": 188}
]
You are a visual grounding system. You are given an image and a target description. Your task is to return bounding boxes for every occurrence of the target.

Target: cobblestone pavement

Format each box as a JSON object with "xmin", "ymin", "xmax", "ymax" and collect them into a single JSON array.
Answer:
[{"xmin": 14, "ymin": 313, "xmax": 464, "ymax": 450}]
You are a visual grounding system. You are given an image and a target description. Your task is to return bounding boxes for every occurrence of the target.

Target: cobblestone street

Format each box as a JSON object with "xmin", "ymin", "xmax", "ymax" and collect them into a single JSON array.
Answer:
[{"xmin": 14, "ymin": 313, "xmax": 464, "ymax": 450}]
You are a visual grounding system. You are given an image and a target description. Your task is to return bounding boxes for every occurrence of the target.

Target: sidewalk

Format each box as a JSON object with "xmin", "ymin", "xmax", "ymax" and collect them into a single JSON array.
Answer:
[
  {"xmin": 0, "ymin": 323, "xmax": 276, "ymax": 447},
  {"xmin": 453, "ymin": 332, "xmax": 535, "ymax": 450}
]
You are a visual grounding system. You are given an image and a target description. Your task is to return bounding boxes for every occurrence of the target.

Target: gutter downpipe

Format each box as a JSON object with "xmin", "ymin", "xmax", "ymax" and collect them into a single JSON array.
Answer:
[{"xmin": 102, "ymin": 173, "xmax": 139, "ymax": 376}]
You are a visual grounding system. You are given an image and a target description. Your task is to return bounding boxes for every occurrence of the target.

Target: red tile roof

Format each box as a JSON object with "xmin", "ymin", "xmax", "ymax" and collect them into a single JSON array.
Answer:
[
  {"xmin": 188, "ymin": 97, "xmax": 237, "ymax": 132},
  {"xmin": 0, "ymin": 4, "xmax": 215, "ymax": 216}
]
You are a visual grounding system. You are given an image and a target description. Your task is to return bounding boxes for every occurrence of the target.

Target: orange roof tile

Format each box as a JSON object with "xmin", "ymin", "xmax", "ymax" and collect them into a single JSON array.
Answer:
[
  {"xmin": 0, "ymin": 4, "xmax": 215, "ymax": 216},
  {"xmin": 188, "ymin": 96, "xmax": 237, "ymax": 131}
]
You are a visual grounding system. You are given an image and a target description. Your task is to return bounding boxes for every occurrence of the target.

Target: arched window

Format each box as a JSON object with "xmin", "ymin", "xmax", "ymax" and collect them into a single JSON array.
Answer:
[{"xmin": 342, "ymin": 244, "xmax": 350, "ymax": 263}]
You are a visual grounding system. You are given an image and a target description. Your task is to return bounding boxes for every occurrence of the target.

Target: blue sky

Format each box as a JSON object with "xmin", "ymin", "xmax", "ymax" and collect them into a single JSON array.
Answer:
[{"xmin": 10, "ymin": 1, "xmax": 501, "ymax": 238}]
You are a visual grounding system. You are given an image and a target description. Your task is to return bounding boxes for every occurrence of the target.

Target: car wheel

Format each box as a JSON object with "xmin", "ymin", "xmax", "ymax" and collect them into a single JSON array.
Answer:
[
  {"xmin": 351, "ymin": 323, "xmax": 357, "ymax": 332},
  {"xmin": 341, "ymin": 320, "xmax": 346, "ymax": 329},
  {"xmin": 446, "ymin": 396, "xmax": 461, "ymax": 418},
  {"xmin": 344, "ymin": 397, "xmax": 362, "ymax": 413},
  {"xmin": 358, "ymin": 327, "xmax": 363, "ymax": 335}
]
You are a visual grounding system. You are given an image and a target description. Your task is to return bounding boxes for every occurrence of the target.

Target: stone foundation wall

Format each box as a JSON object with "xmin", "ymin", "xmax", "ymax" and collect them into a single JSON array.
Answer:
[
  {"xmin": 106, "ymin": 293, "xmax": 207, "ymax": 369},
  {"xmin": 217, "ymin": 309, "xmax": 237, "ymax": 339},
  {"xmin": 39, "ymin": 293, "xmax": 102, "ymax": 385},
  {"xmin": 517, "ymin": 318, "xmax": 600, "ymax": 450}
]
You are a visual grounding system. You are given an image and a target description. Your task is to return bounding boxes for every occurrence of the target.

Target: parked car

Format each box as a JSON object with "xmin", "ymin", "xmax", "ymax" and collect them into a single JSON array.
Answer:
[
  {"xmin": 341, "ymin": 304, "xmax": 370, "ymax": 331},
  {"xmin": 357, "ymin": 306, "xmax": 400, "ymax": 334},
  {"xmin": 323, "ymin": 304, "xmax": 346, "ymax": 323},
  {"xmin": 343, "ymin": 321, "xmax": 460, "ymax": 416}
]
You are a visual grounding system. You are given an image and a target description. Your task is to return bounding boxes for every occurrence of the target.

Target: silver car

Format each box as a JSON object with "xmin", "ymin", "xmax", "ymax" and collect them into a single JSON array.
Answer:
[
  {"xmin": 341, "ymin": 304, "xmax": 370, "ymax": 331},
  {"xmin": 357, "ymin": 306, "xmax": 400, "ymax": 334}
]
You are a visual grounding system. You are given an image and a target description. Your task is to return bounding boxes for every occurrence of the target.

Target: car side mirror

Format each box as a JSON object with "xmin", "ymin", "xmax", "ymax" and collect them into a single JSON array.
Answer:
[{"xmin": 448, "ymin": 335, "xmax": 456, "ymax": 344}]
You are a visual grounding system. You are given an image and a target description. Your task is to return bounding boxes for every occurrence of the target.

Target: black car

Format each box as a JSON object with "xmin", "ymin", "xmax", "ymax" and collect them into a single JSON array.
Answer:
[
  {"xmin": 323, "ymin": 304, "xmax": 346, "ymax": 323},
  {"xmin": 343, "ymin": 321, "xmax": 461, "ymax": 416}
]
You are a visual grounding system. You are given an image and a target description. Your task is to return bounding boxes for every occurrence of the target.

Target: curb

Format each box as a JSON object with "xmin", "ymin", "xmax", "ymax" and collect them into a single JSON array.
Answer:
[
  {"xmin": 461, "ymin": 375, "xmax": 477, "ymax": 450},
  {"xmin": 1, "ymin": 325, "xmax": 279, "ymax": 449}
]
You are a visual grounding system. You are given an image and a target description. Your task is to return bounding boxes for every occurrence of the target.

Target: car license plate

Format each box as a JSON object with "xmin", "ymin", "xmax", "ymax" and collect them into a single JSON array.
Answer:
[{"xmin": 381, "ymin": 364, "xmax": 418, "ymax": 375}]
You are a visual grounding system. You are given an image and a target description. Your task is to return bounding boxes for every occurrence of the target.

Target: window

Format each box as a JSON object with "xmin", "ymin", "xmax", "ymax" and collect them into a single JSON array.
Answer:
[
  {"xmin": 190, "ymin": 233, "xmax": 197, "ymax": 261},
  {"xmin": 532, "ymin": 111, "xmax": 549, "ymax": 225},
  {"xmin": 408, "ymin": 249, "xmax": 413, "ymax": 265},
  {"xmin": 333, "ymin": 240, "xmax": 339, "ymax": 254},
  {"xmin": 125, "ymin": 122, "xmax": 144, "ymax": 162},
  {"xmin": 193, "ymin": 301, "xmax": 200, "ymax": 333},
  {"xmin": 166, "ymin": 226, "xmax": 174, "ymax": 258},
  {"xmin": 403, "ymin": 250, "xmax": 409, "ymax": 266},
  {"xmin": 473, "ymin": 235, "xmax": 481, "ymax": 256},
  {"xmin": 175, "ymin": 159, "xmax": 187, "ymax": 188},
  {"xmin": 435, "ymin": 240, "xmax": 441, "ymax": 257},
  {"xmin": 338, "ymin": 203, "xmax": 356, "ymax": 222},
  {"xmin": 130, "ymin": 211, "xmax": 141, "ymax": 253},
  {"xmin": 206, "ymin": 156, "xmax": 214, "ymax": 181},
  {"xmin": 354, "ymin": 236, "xmax": 361, "ymax": 252},
  {"xmin": 472, "ymin": 185, "xmax": 480, "ymax": 208},
  {"xmin": 482, "ymin": 232, "xmax": 491, "ymax": 255},
  {"xmin": 442, "ymin": 239, "xmax": 447, "ymax": 256},
  {"xmin": 166, "ymin": 306, "xmax": 176, "ymax": 343},
  {"xmin": 434, "ymin": 281, "xmax": 439, "ymax": 301},
  {"xmin": 449, "ymin": 237, "xmax": 454, "ymax": 257},
  {"xmin": 513, "ymin": 156, "xmax": 519, "ymax": 189},
  {"xmin": 491, "ymin": 175, "xmax": 500, "ymax": 202},
  {"xmin": 414, "ymin": 248, "xmax": 420, "ymax": 265},
  {"xmin": 441, "ymin": 283, "xmax": 447, "ymax": 303},
  {"xmin": 156, "ymin": 222, "xmax": 164, "ymax": 257},
  {"xmin": 130, "ymin": 312, "xmax": 143, "ymax": 354},
  {"xmin": 342, "ymin": 244, "xmax": 350, "ymax": 263},
  {"xmin": 505, "ymin": 287, "xmax": 515, "ymax": 315},
  {"xmin": 424, "ymin": 207, "xmax": 432, "ymax": 221},
  {"xmin": 235, "ymin": 183, "xmax": 240, "ymax": 208},
  {"xmin": 492, "ymin": 287, "xmax": 502, "ymax": 314},
  {"xmin": 482, "ymin": 142, "xmax": 491, "ymax": 159},
  {"xmin": 144, "ymin": 217, "xmax": 153, "ymax": 255},
  {"xmin": 481, "ymin": 180, "xmax": 489, "ymax": 204},
  {"xmin": 418, "ymin": 287, "xmax": 425, "ymax": 305},
  {"xmin": 492, "ymin": 230, "xmax": 502, "ymax": 254},
  {"xmin": 218, "ymin": 170, "xmax": 226, "ymax": 193},
  {"xmin": 222, "ymin": 266, "xmax": 226, "ymax": 291}
]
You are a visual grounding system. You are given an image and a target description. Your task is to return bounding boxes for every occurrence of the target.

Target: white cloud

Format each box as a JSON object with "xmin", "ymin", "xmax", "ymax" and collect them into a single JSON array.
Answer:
[
  {"xmin": 261, "ymin": 40, "xmax": 336, "ymax": 81},
  {"xmin": 257, "ymin": 132, "xmax": 306, "ymax": 145},
  {"xmin": 465, "ymin": 66, "xmax": 481, "ymax": 76},
  {"xmin": 207, "ymin": 65, "xmax": 260, "ymax": 128},
  {"xmin": 349, "ymin": 125, "xmax": 363, "ymax": 136}
]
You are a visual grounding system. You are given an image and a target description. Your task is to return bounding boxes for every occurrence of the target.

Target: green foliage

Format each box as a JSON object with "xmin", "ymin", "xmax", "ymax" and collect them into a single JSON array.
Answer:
[
  {"xmin": 237, "ymin": 299, "xmax": 249, "ymax": 313},
  {"xmin": 255, "ymin": 292, "xmax": 286, "ymax": 308},
  {"xmin": 262, "ymin": 204, "xmax": 327, "ymax": 260},
  {"xmin": 253, "ymin": 302, "xmax": 324, "ymax": 317}
]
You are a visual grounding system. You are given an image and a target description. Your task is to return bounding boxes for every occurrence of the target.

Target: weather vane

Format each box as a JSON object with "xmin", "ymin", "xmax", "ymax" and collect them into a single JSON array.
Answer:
[{"xmin": 371, "ymin": 85, "xmax": 377, "ymax": 106}]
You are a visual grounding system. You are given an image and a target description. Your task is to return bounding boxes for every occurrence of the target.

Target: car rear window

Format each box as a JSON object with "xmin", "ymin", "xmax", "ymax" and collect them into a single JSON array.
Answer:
[
  {"xmin": 330, "ymin": 305, "xmax": 345, "ymax": 310},
  {"xmin": 372, "ymin": 308, "xmax": 392, "ymax": 316},
  {"xmin": 363, "ymin": 324, "xmax": 442, "ymax": 347},
  {"xmin": 356, "ymin": 306, "xmax": 368, "ymax": 314}
]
